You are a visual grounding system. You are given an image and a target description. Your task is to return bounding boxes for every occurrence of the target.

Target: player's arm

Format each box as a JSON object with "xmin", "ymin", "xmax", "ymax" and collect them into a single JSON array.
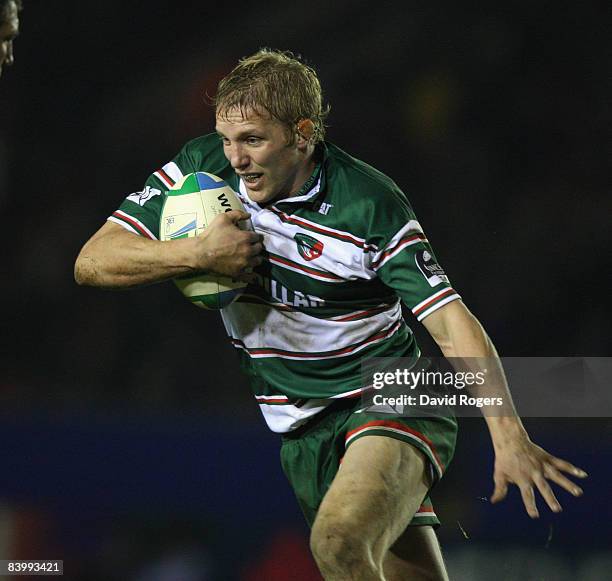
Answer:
[
  {"xmin": 422, "ymin": 300, "xmax": 588, "ymax": 518},
  {"xmin": 75, "ymin": 210, "xmax": 263, "ymax": 289}
]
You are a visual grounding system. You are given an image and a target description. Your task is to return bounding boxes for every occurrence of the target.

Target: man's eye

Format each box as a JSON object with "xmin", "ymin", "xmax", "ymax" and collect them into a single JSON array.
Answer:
[{"xmin": 246, "ymin": 137, "xmax": 261, "ymax": 145}]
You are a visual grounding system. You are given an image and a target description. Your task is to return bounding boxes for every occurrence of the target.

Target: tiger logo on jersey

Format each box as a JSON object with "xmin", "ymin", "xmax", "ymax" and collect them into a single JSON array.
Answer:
[{"xmin": 294, "ymin": 233, "xmax": 324, "ymax": 261}]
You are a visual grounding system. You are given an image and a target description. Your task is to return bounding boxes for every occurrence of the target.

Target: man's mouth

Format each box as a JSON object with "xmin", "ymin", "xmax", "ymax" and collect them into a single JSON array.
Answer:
[{"xmin": 240, "ymin": 173, "xmax": 263, "ymax": 185}]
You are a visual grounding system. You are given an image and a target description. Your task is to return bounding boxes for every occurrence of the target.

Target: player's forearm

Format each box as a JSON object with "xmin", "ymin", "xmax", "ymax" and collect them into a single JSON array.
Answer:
[
  {"xmin": 445, "ymin": 319, "xmax": 527, "ymax": 441},
  {"xmin": 447, "ymin": 329, "xmax": 528, "ymax": 442},
  {"xmin": 76, "ymin": 212, "xmax": 263, "ymax": 289},
  {"xmin": 75, "ymin": 228, "xmax": 197, "ymax": 289},
  {"xmin": 426, "ymin": 302, "xmax": 528, "ymax": 441}
]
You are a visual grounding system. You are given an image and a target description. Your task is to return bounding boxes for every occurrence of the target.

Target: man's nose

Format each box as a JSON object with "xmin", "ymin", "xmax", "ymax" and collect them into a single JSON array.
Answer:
[{"xmin": 228, "ymin": 143, "xmax": 249, "ymax": 169}]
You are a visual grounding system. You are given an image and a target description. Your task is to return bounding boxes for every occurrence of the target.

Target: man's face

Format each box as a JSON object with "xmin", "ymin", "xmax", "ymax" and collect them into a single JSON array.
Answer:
[
  {"xmin": 0, "ymin": 1, "xmax": 19, "ymax": 79},
  {"xmin": 215, "ymin": 107, "xmax": 312, "ymax": 206}
]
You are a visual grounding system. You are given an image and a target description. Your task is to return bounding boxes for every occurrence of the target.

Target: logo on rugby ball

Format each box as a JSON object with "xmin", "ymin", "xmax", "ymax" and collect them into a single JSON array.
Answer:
[
  {"xmin": 165, "ymin": 213, "xmax": 197, "ymax": 239},
  {"xmin": 294, "ymin": 233, "xmax": 324, "ymax": 261}
]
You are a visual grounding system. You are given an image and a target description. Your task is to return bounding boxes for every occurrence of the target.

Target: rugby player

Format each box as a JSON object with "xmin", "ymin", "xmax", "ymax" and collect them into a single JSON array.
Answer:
[
  {"xmin": 0, "ymin": 0, "xmax": 20, "ymax": 79},
  {"xmin": 75, "ymin": 49, "xmax": 587, "ymax": 580}
]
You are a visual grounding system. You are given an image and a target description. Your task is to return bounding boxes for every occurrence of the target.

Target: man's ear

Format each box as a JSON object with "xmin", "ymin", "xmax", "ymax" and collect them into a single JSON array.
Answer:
[{"xmin": 296, "ymin": 119, "xmax": 315, "ymax": 143}]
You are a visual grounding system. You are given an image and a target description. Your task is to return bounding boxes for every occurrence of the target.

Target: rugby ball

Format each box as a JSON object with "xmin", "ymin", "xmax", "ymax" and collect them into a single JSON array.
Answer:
[{"xmin": 159, "ymin": 172, "xmax": 248, "ymax": 309}]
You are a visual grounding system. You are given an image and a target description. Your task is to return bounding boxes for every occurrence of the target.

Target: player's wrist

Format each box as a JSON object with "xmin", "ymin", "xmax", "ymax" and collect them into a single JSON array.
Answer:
[
  {"xmin": 486, "ymin": 416, "xmax": 529, "ymax": 449},
  {"xmin": 162, "ymin": 237, "xmax": 206, "ymax": 274}
]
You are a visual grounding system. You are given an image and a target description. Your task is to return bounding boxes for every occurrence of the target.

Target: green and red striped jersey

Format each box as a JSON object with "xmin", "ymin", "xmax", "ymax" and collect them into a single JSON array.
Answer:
[{"xmin": 109, "ymin": 134, "xmax": 461, "ymax": 432}]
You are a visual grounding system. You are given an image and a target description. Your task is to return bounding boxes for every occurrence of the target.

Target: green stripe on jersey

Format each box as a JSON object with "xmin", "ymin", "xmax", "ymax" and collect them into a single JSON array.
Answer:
[{"xmin": 238, "ymin": 324, "xmax": 416, "ymax": 400}]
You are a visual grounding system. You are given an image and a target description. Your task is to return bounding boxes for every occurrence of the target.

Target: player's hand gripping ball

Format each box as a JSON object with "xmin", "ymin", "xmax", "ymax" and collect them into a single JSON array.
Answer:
[{"xmin": 160, "ymin": 172, "xmax": 249, "ymax": 309}]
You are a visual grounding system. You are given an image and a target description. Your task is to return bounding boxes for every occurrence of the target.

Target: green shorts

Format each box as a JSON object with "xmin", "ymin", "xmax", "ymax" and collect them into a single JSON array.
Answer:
[{"xmin": 280, "ymin": 397, "xmax": 457, "ymax": 528}]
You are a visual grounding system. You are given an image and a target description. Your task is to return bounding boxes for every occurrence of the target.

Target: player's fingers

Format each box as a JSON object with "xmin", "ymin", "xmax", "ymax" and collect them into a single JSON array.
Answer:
[
  {"xmin": 246, "ymin": 231, "xmax": 264, "ymax": 244},
  {"xmin": 250, "ymin": 256, "xmax": 264, "ymax": 266},
  {"xmin": 519, "ymin": 485, "xmax": 539, "ymax": 519},
  {"xmin": 490, "ymin": 478, "xmax": 508, "ymax": 504},
  {"xmin": 212, "ymin": 210, "xmax": 236, "ymax": 224},
  {"xmin": 544, "ymin": 465, "xmax": 584, "ymax": 497},
  {"xmin": 247, "ymin": 242, "xmax": 264, "ymax": 256},
  {"xmin": 533, "ymin": 474, "xmax": 562, "ymax": 513},
  {"xmin": 235, "ymin": 211, "xmax": 252, "ymax": 222},
  {"xmin": 549, "ymin": 457, "xmax": 588, "ymax": 478}
]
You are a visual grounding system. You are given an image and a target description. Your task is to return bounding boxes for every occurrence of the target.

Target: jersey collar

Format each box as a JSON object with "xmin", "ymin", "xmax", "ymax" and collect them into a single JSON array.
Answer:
[{"xmin": 274, "ymin": 142, "xmax": 329, "ymax": 206}]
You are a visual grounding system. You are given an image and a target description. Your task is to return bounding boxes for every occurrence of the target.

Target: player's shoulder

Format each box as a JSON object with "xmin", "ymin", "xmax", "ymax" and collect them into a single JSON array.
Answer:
[
  {"xmin": 179, "ymin": 133, "xmax": 231, "ymax": 176},
  {"xmin": 324, "ymin": 142, "xmax": 411, "ymax": 210},
  {"xmin": 145, "ymin": 133, "xmax": 236, "ymax": 192},
  {"xmin": 322, "ymin": 141, "xmax": 414, "ymax": 233}
]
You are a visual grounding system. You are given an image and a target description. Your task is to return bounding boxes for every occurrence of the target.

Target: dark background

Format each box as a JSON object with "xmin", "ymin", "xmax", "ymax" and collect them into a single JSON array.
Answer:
[{"xmin": 0, "ymin": 1, "xmax": 610, "ymax": 579}]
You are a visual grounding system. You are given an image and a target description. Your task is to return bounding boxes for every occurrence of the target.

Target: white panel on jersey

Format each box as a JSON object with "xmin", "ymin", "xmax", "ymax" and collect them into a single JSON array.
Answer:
[
  {"xmin": 161, "ymin": 161, "xmax": 184, "ymax": 184},
  {"xmin": 221, "ymin": 301, "xmax": 402, "ymax": 359},
  {"xmin": 257, "ymin": 399, "xmax": 331, "ymax": 433}
]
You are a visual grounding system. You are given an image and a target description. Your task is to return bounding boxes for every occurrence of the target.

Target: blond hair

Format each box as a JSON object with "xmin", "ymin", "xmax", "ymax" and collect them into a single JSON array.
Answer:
[{"xmin": 214, "ymin": 48, "xmax": 329, "ymax": 144}]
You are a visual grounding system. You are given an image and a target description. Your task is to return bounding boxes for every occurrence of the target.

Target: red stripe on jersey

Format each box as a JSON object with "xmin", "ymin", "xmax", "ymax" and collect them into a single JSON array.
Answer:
[
  {"xmin": 333, "ymin": 306, "xmax": 390, "ymax": 322},
  {"xmin": 256, "ymin": 397, "xmax": 289, "ymax": 404},
  {"xmin": 270, "ymin": 207, "xmax": 377, "ymax": 251},
  {"xmin": 413, "ymin": 288, "xmax": 455, "ymax": 316},
  {"xmin": 372, "ymin": 234, "xmax": 428, "ymax": 268},
  {"xmin": 345, "ymin": 420, "xmax": 445, "ymax": 472},
  {"xmin": 268, "ymin": 255, "xmax": 343, "ymax": 281},
  {"xmin": 112, "ymin": 211, "xmax": 155, "ymax": 239},
  {"xmin": 230, "ymin": 319, "xmax": 401, "ymax": 359},
  {"xmin": 156, "ymin": 168, "xmax": 174, "ymax": 188}
]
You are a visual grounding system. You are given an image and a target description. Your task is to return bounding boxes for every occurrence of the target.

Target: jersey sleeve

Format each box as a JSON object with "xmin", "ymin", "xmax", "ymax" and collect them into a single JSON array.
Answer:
[
  {"xmin": 107, "ymin": 146, "xmax": 196, "ymax": 240},
  {"xmin": 365, "ymin": 189, "xmax": 461, "ymax": 321}
]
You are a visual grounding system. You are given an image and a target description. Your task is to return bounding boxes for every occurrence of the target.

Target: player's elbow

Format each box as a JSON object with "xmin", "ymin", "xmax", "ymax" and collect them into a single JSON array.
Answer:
[
  {"xmin": 74, "ymin": 255, "xmax": 90, "ymax": 286},
  {"xmin": 74, "ymin": 251, "xmax": 101, "ymax": 287}
]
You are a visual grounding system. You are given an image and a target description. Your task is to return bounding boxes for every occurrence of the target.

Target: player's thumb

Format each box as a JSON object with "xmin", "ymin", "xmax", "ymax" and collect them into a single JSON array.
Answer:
[
  {"xmin": 224, "ymin": 210, "xmax": 251, "ymax": 224},
  {"xmin": 490, "ymin": 479, "xmax": 508, "ymax": 504}
]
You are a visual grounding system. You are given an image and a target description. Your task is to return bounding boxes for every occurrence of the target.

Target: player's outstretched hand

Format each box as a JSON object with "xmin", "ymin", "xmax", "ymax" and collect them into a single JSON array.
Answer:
[
  {"xmin": 194, "ymin": 210, "xmax": 264, "ymax": 281},
  {"xmin": 490, "ymin": 437, "xmax": 588, "ymax": 518}
]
